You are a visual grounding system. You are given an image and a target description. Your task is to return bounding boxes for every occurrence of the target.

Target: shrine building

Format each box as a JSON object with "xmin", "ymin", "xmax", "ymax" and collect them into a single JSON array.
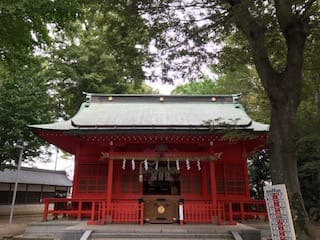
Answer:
[{"xmin": 29, "ymin": 93, "xmax": 268, "ymax": 225}]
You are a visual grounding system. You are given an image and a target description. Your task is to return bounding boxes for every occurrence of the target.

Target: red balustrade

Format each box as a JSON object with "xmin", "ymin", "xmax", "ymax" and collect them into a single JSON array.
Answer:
[
  {"xmin": 184, "ymin": 201, "xmax": 215, "ymax": 223},
  {"xmin": 109, "ymin": 200, "xmax": 142, "ymax": 223},
  {"xmin": 182, "ymin": 200, "xmax": 267, "ymax": 225},
  {"xmin": 41, "ymin": 198, "xmax": 267, "ymax": 225},
  {"xmin": 41, "ymin": 198, "xmax": 144, "ymax": 224}
]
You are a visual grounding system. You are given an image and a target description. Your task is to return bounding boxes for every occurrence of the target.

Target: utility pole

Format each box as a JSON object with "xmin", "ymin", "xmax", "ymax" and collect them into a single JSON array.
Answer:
[
  {"xmin": 9, "ymin": 142, "xmax": 26, "ymax": 224},
  {"xmin": 54, "ymin": 147, "xmax": 59, "ymax": 171}
]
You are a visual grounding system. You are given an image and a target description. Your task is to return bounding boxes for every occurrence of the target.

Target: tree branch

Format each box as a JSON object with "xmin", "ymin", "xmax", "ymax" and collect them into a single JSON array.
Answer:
[
  {"xmin": 274, "ymin": 0, "xmax": 308, "ymax": 94},
  {"xmin": 226, "ymin": 1, "xmax": 278, "ymax": 94}
]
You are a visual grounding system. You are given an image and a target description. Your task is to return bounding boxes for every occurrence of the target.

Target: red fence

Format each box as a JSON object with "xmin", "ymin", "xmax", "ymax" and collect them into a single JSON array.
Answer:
[
  {"xmin": 184, "ymin": 201, "xmax": 215, "ymax": 223},
  {"xmin": 183, "ymin": 200, "xmax": 267, "ymax": 225},
  {"xmin": 41, "ymin": 198, "xmax": 266, "ymax": 225},
  {"xmin": 41, "ymin": 198, "xmax": 143, "ymax": 224},
  {"xmin": 109, "ymin": 200, "xmax": 143, "ymax": 224}
]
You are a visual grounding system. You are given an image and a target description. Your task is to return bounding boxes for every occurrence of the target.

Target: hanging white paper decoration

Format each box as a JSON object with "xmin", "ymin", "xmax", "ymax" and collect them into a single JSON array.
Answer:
[
  {"xmin": 176, "ymin": 160, "xmax": 180, "ymax": 171},
  {"xmin": 131, "ymin": 159, "xmax": 135, "ymax": 170},
  {"xmin": 155, "ymin": 160, "xmax": 159, "ymax": 170},
  {"xmin": 186, "ymin": 159, "xmax": 190, "ymax": 171},
  {"xmin": 144, "ymin": 159, "xmax": 148, "ymax": 171},
  {"xmin": 197, "ymin": 160, "xmax": 201, "ymax": 171},
  {"xmin": 122, "ymin": 158, "xmax": 126, "ymax": 170}
]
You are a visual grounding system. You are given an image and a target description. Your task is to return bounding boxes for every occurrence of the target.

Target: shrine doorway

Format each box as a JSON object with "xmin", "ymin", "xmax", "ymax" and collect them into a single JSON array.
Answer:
[
  {"xmin": 143, "ymin": 161, "xmax": 180, "ymax": 195},
  {"xmin": 142, "ymin": 161, "xmax": 181, "ymax": 223}
]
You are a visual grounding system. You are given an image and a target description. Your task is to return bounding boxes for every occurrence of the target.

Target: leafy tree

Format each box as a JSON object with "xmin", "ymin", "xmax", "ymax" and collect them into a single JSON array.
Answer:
[
  {"xmin": 248, "ymin": 150, "xmax": 270, "ymax": 200},
  {"xmin": 0, "ymin": 1, "xmax": 154, "ymax": 167},
  {"xmin": 131, "ymin": 1, "xmax": 319, "ymax": 237},
  {"xmin": 0, "ymin": 0, "xmax": 82, "ymax": 64},
  {"xmin": 0, "ymin": 0, "xmax": 83, "ymax": 167},
  {"xmin": 46, "ymin": 3, "xmax": 152, "ymax": 117},
  {"xmin": 0, "ymin": 57, "xmax": 55, "ymax": 168},
  {"xmin": 172, "ymin": 67, "xmax": 269, "ymax": 123}
]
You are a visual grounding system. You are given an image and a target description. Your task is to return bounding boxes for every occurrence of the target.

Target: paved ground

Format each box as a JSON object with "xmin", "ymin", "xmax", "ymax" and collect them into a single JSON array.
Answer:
[{"xmin": 0, "ymin": 214, "xmax": 319, "ymax": 240}]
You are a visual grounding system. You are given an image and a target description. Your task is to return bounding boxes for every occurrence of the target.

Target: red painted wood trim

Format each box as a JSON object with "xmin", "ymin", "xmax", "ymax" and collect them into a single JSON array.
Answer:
[
  {"xmin": 209, "ymin": 161, "xmax": 217, "ymax": 217},
  {"xmin": 106, "ymin": 158, "xmax": 114, "ymax": 215},
  {"xmin": 241, "ymin": 143, "xmax": 250, "ymax": 198}
]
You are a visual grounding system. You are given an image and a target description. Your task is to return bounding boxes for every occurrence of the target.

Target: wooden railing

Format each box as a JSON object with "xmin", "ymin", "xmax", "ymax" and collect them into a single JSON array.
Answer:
[
  {"xmin": 218, "ymin": 199, "xmax": 268, "ymax": 222},
  {"xmin": 41, "ymin": 198, "xmax": 266, "ymax": 225},
  {"xmin": 109, "ymin": 200, "xmax": 144, "ymax": 224},
  {"xmin": 183, "ymin": 200, "xmax": 267, "ymax": 225},
  {"xmin": 184, "ymin": 201, "xmax": 215, "ymax": 223},
  {"xmin": 41, "ymin": 198, "xmax": 143, "ymax": 225}
]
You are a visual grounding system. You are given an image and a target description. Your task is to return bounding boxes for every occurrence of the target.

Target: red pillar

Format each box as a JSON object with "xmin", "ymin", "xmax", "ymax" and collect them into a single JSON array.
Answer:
[
  {"xmin": 72, "ymin": 143, "xmax": 81, "ymax": 197},
  {"xmin": 106, "ymin": 158, "xmax": 114, "ymax": 220},
  {"xmin": 241, "ymin": 143, "xmax": 250, "ymax": 198},
  {"xmin": 209, "ymin": 161, "xmax": 217, "ymax": 222}
]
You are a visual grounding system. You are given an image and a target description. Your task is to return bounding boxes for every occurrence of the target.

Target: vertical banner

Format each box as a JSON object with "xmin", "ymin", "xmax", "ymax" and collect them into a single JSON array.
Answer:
[{"xmin": 264, "ymin": 184, "xmax": 296, "ymax": 240}]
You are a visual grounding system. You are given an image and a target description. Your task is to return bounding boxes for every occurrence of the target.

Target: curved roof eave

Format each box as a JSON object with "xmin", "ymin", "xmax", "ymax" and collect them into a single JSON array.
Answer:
[{"xmin": 28, "ymin": 94, "xmax": 269, "ymax": 133}]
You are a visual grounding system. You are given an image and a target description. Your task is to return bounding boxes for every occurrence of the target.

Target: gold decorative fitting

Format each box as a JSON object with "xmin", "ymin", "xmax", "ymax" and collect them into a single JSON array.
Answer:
[
  {"xmin": 211, "ymin": 97, "xmax": 216, "ymax": 102},
  {"xmin": 159, "ymin": 97, "xmax": 164, "ymax": 102},
  {"xmin": 157, "ymin": 205, "xmax": 165, "ymax": 214},
  {"xmin": 108, "ymin": 96, "xmax": 113, "ymax": 101}
]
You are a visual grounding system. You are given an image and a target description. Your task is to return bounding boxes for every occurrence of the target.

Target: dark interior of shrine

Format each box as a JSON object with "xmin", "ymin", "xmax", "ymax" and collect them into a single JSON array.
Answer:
[{"xmin": 142, "ymin": 161, "xmax": 180, "ymax": 195}]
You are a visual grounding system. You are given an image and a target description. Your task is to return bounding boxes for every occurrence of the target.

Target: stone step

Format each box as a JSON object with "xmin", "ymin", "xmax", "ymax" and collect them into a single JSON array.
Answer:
[
  {"xmin": 92, "ymin": 238, "xmax": 232, "ymax": 240},
  {"xmin": 90, "ymin": 231, "xmax": 234, "ymax": 239}
]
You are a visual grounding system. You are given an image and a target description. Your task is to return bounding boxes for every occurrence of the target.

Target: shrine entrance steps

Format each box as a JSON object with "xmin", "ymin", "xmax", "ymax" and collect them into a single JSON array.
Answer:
[
  {"xmin": 17, "ymin": 221, "xmax": 265, "ymax": 240},
  {"xmin": 89, "ymin": 225, "xmax": 234, "ymax": 240}
]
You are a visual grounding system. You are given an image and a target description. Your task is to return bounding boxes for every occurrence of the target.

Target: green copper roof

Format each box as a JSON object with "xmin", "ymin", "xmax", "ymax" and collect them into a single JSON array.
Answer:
[{"xmin": 29, "ymin": 93, "xmax": 268, "ymax": 132}]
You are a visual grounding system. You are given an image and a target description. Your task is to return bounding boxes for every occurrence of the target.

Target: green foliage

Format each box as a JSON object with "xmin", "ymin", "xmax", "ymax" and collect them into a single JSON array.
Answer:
[
  {"xmin": 172, "ymin": 67, "xmax": 270, "ymax": 124},
  {"xmin": 248, "ymin": 150, "xmax": 270, "ymax": 199},
  {"xmin": 46, "ymin": 3, "xmax": 152, "ymax": 116},
  {"xmin": 0, "ymin": 57, "xmax": 55, "ymax": 168},
  {"xmin": 0, "ymin": 0, "xmax": 82, "ymax": 64},
  {"xmin": 0, "ymin": 1, "xmax": 155, "ymax": 167},
  {"xmin": 296, "ymin": 113, "xmax": 320, "ymax": 211},
  {"xmin": 203, "ymin": 117, "xmax": 257, "ymax": 141}
]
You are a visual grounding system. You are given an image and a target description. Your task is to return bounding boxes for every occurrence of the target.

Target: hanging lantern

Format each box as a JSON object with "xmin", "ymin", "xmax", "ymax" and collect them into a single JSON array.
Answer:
[
  {"xmin": 197, "ymin": 160, "xmax": 201, "ymax": 171},
  {"xmin": 131, "ymin": 159, "xmax": 135, "ymax": 170}
]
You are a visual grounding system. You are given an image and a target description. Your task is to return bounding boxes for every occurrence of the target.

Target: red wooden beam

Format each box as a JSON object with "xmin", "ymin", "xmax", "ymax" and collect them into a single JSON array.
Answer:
[{"xmin": 103, "ymin": 151, "xmax": 223, "ymax": 161}]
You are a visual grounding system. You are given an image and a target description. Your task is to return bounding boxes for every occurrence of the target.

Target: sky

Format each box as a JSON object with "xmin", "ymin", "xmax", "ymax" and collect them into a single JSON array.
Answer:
[
  {"xmin": 145, "ymin": 65, "xmax": 215, "ymax": 94},
  {"xmin": 146, "ymin": 80, "xmax": 178, "ymax": 94}
]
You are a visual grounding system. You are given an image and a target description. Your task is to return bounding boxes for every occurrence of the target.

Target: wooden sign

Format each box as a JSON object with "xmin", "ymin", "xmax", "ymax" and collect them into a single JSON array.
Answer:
[{"xmin": 264, "ymin": 184, "xmax": 296, "ymax": 240}]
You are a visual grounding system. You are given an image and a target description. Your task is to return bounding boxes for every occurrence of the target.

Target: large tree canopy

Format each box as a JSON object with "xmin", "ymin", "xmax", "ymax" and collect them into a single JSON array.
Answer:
[
  {"xmin": 0, "ymin": 0, "xmax": 83, "ymax": 166},
  {"xmin": 130, "ymin": 0, "xmax": 319, "ymax": 238},
  {"xmin": 0, "ymin": 0, "xmax": 82, "ymax": 64},
  {"xmin": 0, "ymin": 1, "xmax": 154, "ymax": 165},
  {"xmin": 0, "ymin": 57, "xmax": 55, "ymax": 169},
  {"xmin": 45, "ymin": 4, "xmax": 153, "ymax": 116}
]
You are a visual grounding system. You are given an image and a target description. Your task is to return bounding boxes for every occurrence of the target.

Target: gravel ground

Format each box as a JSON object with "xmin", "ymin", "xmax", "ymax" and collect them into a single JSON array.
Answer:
[{"xmin": 0, "ymin": 214, "xmax": 42, "ymax": 239}]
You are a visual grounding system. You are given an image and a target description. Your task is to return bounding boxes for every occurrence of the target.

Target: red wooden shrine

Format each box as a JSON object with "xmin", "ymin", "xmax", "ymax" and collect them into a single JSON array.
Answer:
[{"xmin": 29, "ymin": 93, "xmax": 268, "ymax": 225}]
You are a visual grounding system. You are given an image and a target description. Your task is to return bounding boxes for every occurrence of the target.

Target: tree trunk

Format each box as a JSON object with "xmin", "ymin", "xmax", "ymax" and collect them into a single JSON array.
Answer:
[
  {"xmin": 268, "ymin": 95, "xmax": 316, "ymax": 240},
  {"xmin": 223, "ymin": 2, "xmax": 317, "ymax": 237}
]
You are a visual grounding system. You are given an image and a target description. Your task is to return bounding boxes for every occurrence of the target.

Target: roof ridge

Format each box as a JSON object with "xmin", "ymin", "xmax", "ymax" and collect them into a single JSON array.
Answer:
[{"xmin": 83, "ymin": 93, "xmax": 242, "ymax": 104}]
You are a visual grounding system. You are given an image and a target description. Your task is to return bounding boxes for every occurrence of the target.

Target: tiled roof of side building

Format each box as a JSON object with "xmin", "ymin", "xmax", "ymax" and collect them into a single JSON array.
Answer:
[
  {"xmin": 29, "ymin": 93, "xmax": 269, "ymax": 132},
  {"xmin": 0, "ymin": 167, "xmax": 72, "ymax": 187}
]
